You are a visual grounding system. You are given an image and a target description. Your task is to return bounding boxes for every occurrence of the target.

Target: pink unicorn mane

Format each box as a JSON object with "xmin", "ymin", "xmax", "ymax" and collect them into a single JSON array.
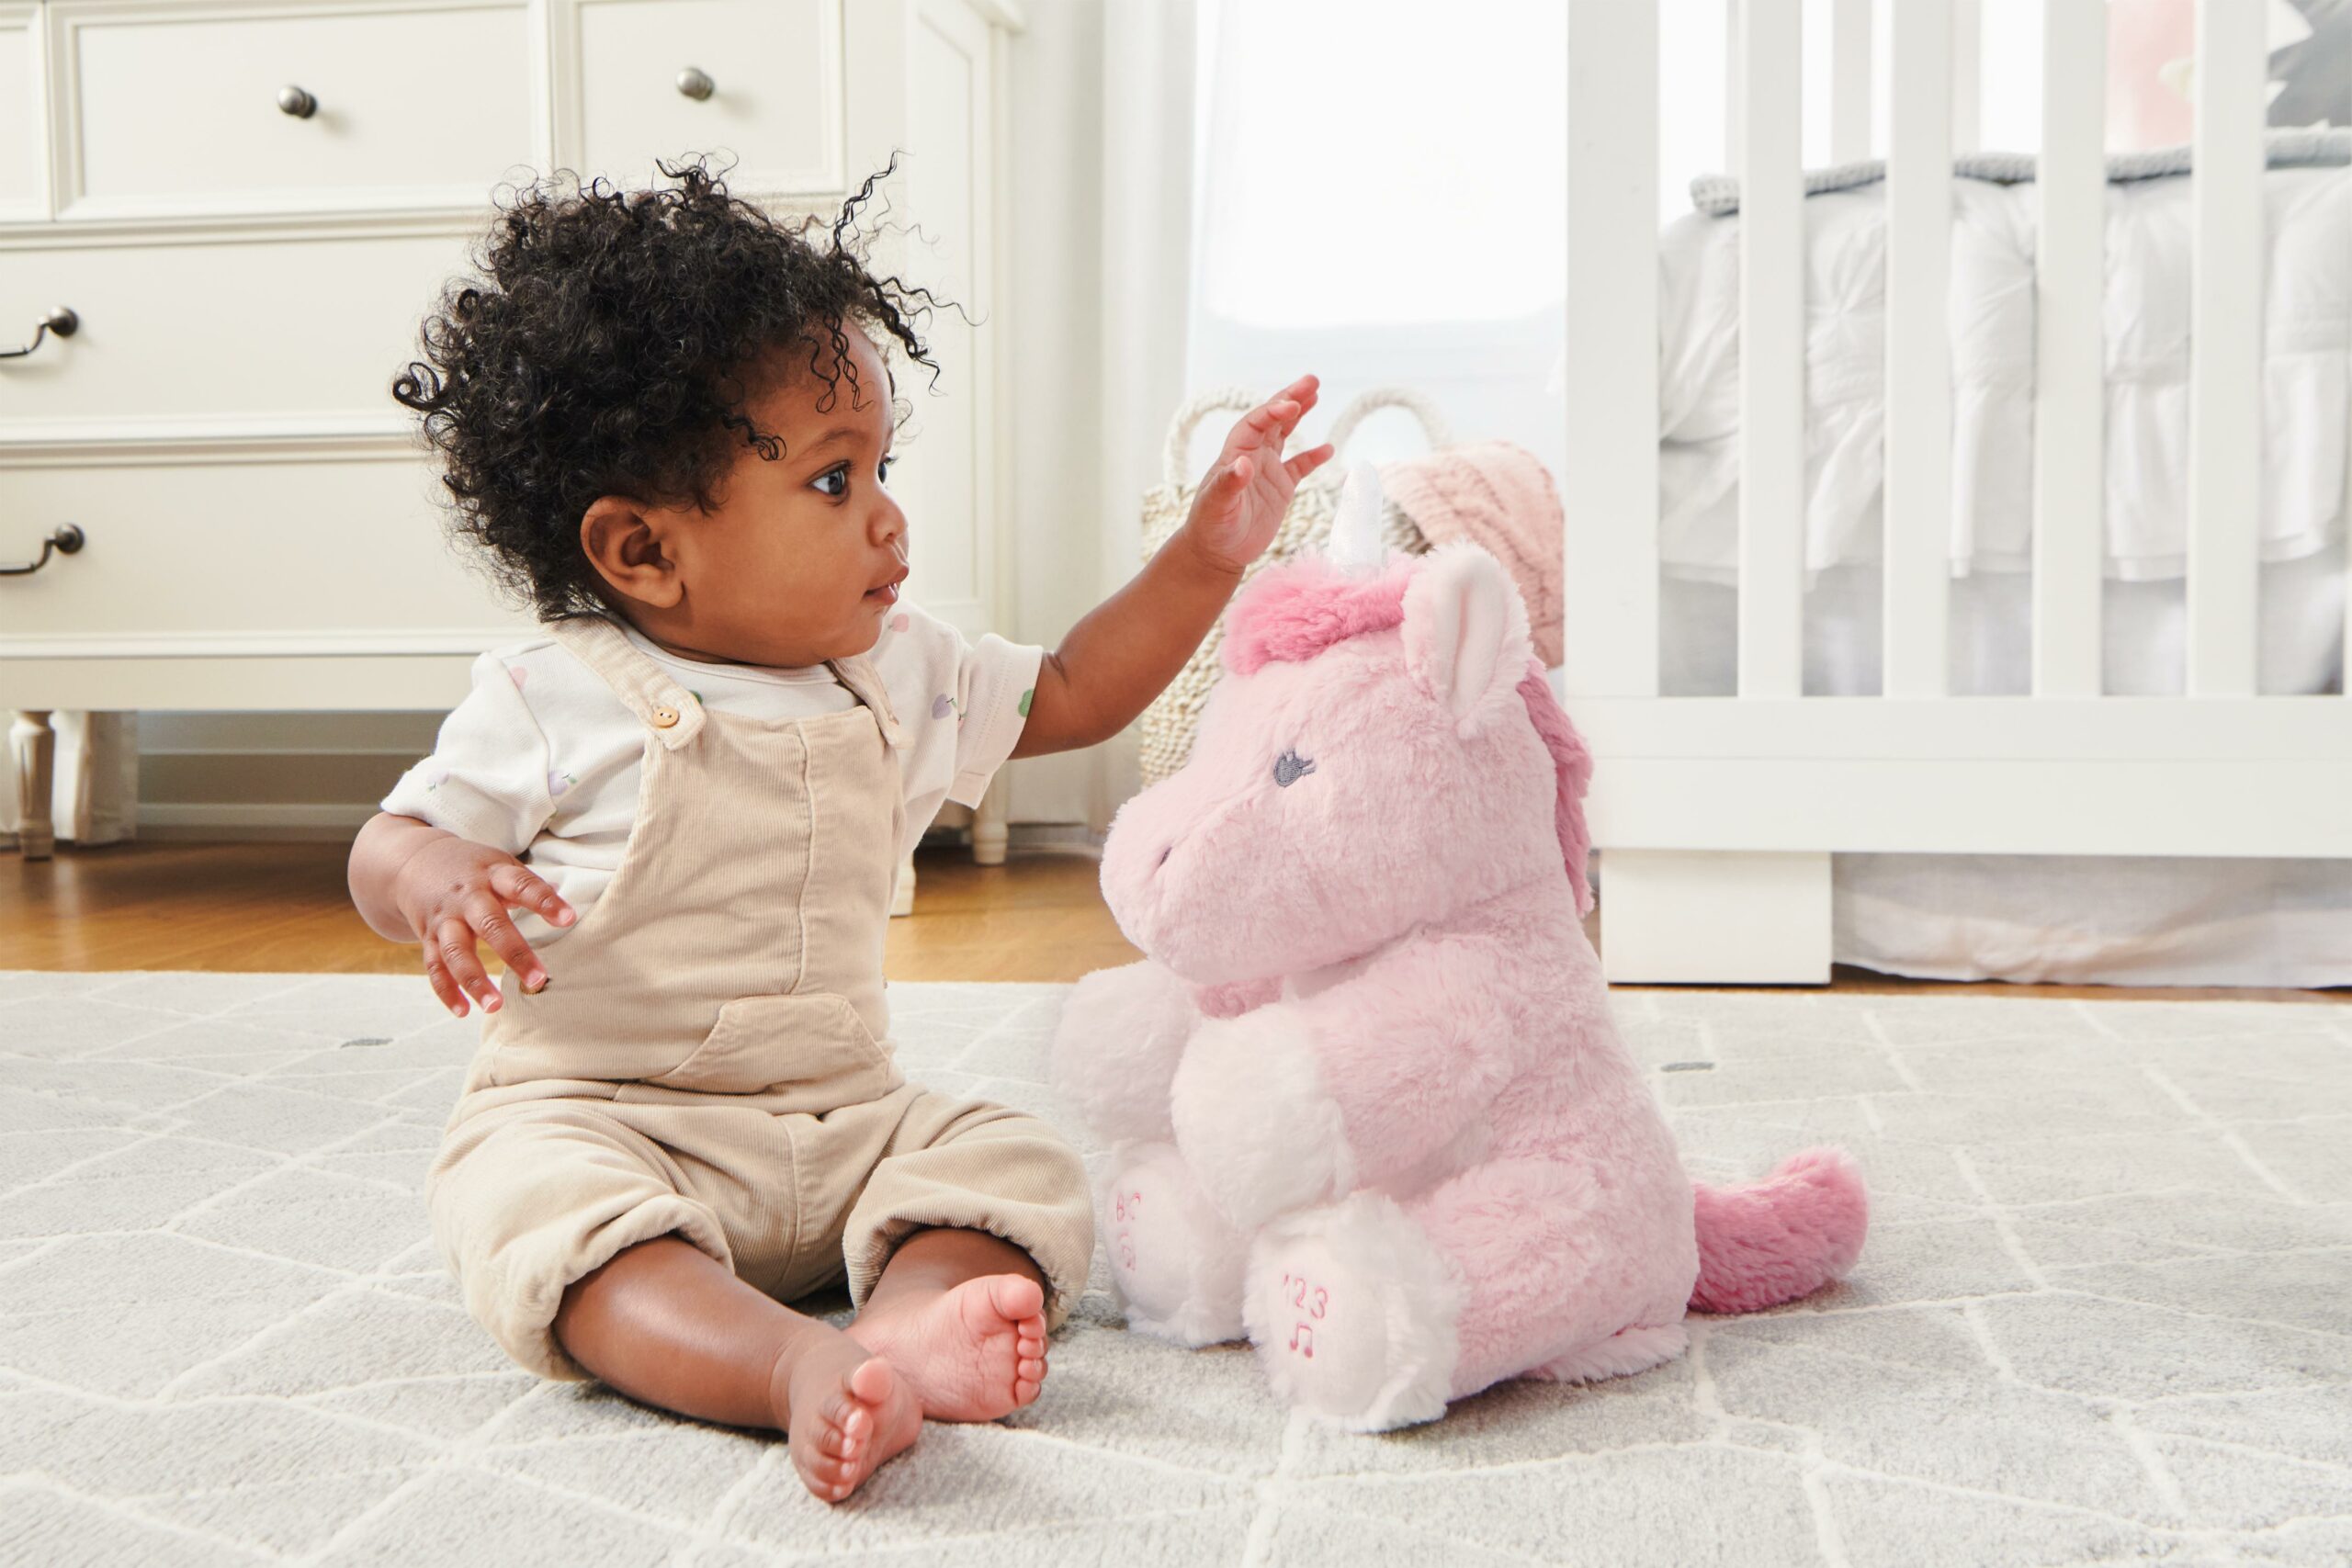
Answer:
[
  {"xmin": 1218, "ymin": 556, "xmax": 1594, "ymax": 914},
  {"xmin": 1220, "ymin": 557, "xmax": 1416, "ymax": 677}
]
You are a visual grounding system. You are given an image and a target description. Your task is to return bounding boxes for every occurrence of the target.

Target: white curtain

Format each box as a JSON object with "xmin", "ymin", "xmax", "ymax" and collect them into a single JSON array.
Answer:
[
  {"xmin": 1093, "ymin": 0, "xmax": 1200, "ymax": 818},
  {"xmin": 5, "ymin": 712, "xmax": 138, "ymax": 846}
]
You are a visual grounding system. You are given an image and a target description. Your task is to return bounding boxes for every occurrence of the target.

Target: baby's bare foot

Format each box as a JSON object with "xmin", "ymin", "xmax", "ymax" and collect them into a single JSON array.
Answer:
[
  {"xmin": 770, "ymin": 1327, "xmax": 922, "ymax": 1504},
  {"xmin": 849, "ymin": 1273, "xmax": 1049, "ymax": 1423}
]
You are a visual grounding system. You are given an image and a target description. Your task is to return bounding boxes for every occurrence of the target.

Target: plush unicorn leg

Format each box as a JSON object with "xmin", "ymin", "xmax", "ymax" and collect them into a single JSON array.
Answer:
[
  {"xmin": 1242, "ymin": 1159, "xmax": 1693, "ymax": 1431},
  {"xmin": 1242, "ymin": 1191, "xmax": 1464, "ymax": 1431},
  {"xmin": 1243, "ymin": 1151, "xmax": 1870, "ymax": 1430},
  {"xmin": 1048, "ymin": 959, "xmax": 1200, "ymax": 1144},
  {"xmin": 1098, "ymin": 1142, "xmax": 1251, "ymax": 1346}
]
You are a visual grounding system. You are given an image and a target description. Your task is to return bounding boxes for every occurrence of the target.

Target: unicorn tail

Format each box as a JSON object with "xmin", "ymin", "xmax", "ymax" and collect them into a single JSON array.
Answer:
[{"xmin": 1688, "ymin": 1147, "xmax": 1870, "ymax": 1314}]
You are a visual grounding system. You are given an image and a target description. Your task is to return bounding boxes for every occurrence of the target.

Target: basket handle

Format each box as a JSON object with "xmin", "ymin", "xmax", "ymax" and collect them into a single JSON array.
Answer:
[
  {"xmin": 1319, "ymin": 387, "xmax": 1453, "ymax": 464},
  {"xmin": 1160, "ymin": 384, "xmax": 1453, "ymax": 491}
]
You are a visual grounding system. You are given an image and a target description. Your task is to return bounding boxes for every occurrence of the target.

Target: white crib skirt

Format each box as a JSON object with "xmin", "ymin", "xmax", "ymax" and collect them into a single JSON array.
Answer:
[
  {"xmin": 1832, "ymin": 853, "xmax": 2352, "ymax": 989},
  {"xmin": 1610, "ymin": 551, "xmax": 2352, "ymax": 988}
]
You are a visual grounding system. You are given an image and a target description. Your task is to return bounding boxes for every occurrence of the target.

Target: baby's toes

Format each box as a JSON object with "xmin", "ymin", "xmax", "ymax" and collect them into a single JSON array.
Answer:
[
  {"xmin": 808, "ymin": 1413, "xmax": 863, "ymax": 1462},
  {"xmin": 794, "ymin": 1435, "xmax": 861, "ymax": 1503},
  {"xmin": 788, "ymin": 1368, "xmax": 893, "ymax": 1502},
  {"xmin": 847, "ymin": 1354, "xmax": 899, "ymax": 1408},
  {"xmin": 980, "ymin": 1273, "xmax": 1045, "ymax": 1328}
]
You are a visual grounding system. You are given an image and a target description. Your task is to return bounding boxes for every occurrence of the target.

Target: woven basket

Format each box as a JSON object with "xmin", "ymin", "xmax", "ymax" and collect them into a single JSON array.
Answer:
[{"xmin": 1135, "ymin": 386, "xmax": 1450, "ymax": 785}]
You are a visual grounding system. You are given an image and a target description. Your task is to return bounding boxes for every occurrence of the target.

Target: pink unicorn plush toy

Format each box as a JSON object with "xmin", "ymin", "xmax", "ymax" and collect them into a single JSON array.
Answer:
[{"xmin": 1050, "ymin": 474, "xmax": 1868, "ymax": 1431}]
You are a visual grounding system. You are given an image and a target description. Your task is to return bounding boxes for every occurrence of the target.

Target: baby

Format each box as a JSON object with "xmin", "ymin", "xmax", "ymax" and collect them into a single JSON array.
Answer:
[{"xmin": 346, "ymin": 160, "xmax": 1330, "ymax": 1504}]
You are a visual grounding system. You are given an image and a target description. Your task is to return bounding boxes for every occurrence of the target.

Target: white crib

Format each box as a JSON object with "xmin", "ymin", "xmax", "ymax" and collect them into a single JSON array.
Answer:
[{"xmin": 1558, "ymin": 0, "xmax": 2352, "ymax": 984}]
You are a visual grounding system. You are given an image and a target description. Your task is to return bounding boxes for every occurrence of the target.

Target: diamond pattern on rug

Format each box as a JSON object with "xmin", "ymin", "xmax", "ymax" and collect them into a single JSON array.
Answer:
[{"xmin": 0, "ymin": 971, "xmax": 2346, "ymax": 1566}]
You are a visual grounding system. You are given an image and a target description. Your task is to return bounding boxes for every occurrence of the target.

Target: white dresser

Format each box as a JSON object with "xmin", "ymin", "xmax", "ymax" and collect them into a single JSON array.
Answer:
[{"xmin": 1, "ymin": 0, "xmax": 1022, "ymax": 871}]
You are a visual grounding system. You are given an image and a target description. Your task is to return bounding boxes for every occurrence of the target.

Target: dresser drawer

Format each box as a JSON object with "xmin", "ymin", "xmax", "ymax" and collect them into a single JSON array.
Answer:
[
  {"xmin": 0, "ymin": 454, "xmax": 529, "ymax": 647},
  {"xmin": 49, "ymin": 0, "xmax": 532, "ymax": 221},
  {"xmin": 0, "ymin": 231, "xmax": 478, "ymax": 427},
  {"xmin": 556, "ymin": 0, "xmax": 841, "ymax": 196}
]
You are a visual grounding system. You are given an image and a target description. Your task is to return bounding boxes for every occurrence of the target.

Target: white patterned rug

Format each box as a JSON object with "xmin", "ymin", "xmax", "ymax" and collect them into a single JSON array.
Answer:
[{"xmin": 1, "ymin": 972, "xmax": 2347, "ymax": 1567}]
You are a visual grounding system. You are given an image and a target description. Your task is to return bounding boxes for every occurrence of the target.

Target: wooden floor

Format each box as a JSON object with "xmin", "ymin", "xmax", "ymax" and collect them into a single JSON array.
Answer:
[
  {"xmin": 0, "ymin": 840, "xmax": 1140, "ymax": 984},
  {"xmin": 3, "ymin": 839, "xmax": 2344, "ymax": 1003}
]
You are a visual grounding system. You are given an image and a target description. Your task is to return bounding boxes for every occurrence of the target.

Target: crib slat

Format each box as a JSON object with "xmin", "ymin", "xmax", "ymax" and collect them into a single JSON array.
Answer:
[
  {"xmin": 1830, "ymin": 0, "xmax": 1871, "ymax": 164},
  {"xmin": 2186, "ymin": 0, "xmax": 2267, "ymax": 697},
  {"xmin": 1951, "ymin": 0, "xmax": 1982, "ymax": 154},
  {"xmin": 1724, "ymin": 0, "xmax": 1744, "ymax": 169},
  {"xmin": 2032, "ymin": 0, "xmax": 2107, "ymax": 698},
  {"xmin": 1883, "ymin": 0, "xmax": 1953, "ymax": 698},
  {"xmin": 1736, "ymin": 0, "xmax": 1805, "ymax": 699},
  {"xmin": 1561, "ymin": 0, "xmax": 1660, "ymax": 698}
]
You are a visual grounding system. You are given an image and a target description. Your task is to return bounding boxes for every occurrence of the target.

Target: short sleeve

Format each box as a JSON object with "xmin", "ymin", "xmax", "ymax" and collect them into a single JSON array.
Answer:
[
  {"xmin": 872, "ymin": 602, "xmax": 1045, "ymax": 821},
  {"xmin": 379, "ymin": 652, "xmax": 556, "ymax": 854},
  {"xmin": 944, "ymin": 629, "xmax": 1046, "ymax": 807}
]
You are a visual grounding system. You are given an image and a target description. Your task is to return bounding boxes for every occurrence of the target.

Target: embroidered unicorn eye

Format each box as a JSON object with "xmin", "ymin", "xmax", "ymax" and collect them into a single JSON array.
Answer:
[{"xmin": 1273, "ymin": 749, "xmax": 1316, "ymax": 787}]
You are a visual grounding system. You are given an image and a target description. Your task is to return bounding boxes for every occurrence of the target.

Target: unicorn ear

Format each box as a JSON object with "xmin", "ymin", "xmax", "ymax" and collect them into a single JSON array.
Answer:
[
  {"xmin": 1401, "ymin": 544, "xmax": 1532, "ymax": 736},
  {"xmin": 1325, "ymin": 461, "xmax": 1387, "ymax": 572}
]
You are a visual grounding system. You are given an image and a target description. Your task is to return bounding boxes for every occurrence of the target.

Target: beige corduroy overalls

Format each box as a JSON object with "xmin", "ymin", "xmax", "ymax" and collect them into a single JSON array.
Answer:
[{"xmin": 424, "ymin": 615, "xmax": 1092, "ymax": 1382}]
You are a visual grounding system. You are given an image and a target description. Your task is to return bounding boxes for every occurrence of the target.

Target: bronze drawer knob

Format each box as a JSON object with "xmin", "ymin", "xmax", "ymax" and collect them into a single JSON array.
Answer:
[
  {"xmin": 1, "ymin": 306, "xmax": 77, "ymax": 360},
  {"xmin": 2, "ymin": 525, "xmax": 85, "ymax": 578}
]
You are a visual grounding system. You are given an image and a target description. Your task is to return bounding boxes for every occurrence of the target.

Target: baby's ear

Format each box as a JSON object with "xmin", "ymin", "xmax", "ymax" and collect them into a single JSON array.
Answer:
[{"xmin": 1401, "ymin": 544, "xmax": 1532, "ymax": 737}]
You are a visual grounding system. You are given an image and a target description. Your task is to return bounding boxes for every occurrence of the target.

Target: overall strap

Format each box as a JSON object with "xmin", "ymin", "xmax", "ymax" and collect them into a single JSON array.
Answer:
[
  {"xmin": 825, "ymin": 652, "xmax": 907, "ymax": 750},
  {"xmin": 541, "ymin": 615, "xmax": 708, "ymax": 750}
]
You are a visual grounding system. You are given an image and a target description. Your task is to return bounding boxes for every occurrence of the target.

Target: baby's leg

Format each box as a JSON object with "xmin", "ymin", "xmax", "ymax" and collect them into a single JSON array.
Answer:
[
  {"xmin": 555, "ymin": 1235, "xmax": 920, "ymax": 1503},
  {"xmin": 845, "ymin": 1227, "xmax": 1051, "ymax": 1423},
  {"xmin": 837, "ymin": 1098, "xmax": 1092, "ymax": 1422}
]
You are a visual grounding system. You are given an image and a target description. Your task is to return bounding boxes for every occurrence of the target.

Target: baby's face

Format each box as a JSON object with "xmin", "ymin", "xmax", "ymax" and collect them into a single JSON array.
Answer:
[{"xmin": 615, "ymin": 324, "xmax": 909, "ymax": 669}]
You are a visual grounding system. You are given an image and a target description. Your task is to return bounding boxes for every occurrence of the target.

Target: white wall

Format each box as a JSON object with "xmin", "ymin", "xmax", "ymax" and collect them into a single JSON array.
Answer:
[{"xmin": 995, "ymin": 0, "xmax": 1113, "ymax": 831}]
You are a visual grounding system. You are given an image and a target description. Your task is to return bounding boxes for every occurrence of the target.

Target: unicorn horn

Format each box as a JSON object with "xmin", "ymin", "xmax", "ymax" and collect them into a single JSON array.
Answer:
[{"xmin": 1327, "ymin": 460, "xmax": 1387, "ymax": 572}]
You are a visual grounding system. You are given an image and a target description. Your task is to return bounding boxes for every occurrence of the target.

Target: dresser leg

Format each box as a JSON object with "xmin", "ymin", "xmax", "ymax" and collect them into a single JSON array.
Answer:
[
  {"xmin": 892, "ymin": 847, "xmax": 917, "ymax": 917},
  {"xmin": 971, "ymin": 775, "xmax": 1009, "ymax": 867},
  {"xmin": 11, "ymin": 710, "xmax": 56, "ymax": 862}
]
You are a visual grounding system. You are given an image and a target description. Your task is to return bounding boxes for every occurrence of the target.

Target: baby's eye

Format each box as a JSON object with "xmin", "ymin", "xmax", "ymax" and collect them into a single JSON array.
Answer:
[
  {"xmin": 877, "ymin": 454, "xmax": 896, "ymax": 484},
  {"xmin": 810, "ymin": 463, "xmax": 851, "ymax": 499},
  {"xmin": 1273, "ymin": 749, "xmax": 1315, "ymax": 787}
]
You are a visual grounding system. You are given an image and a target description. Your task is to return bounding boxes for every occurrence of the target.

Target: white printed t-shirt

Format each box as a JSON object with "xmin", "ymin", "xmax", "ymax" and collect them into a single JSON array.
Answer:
[{"xmin": 379, "ymin": 604, "xmax": 1043, "ymax": 948}]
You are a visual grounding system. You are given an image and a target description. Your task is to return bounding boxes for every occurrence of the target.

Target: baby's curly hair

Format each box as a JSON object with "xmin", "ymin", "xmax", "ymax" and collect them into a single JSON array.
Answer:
[{"xmin": 393, "ymin": 155, "xmax": 943, "ymax": 622}]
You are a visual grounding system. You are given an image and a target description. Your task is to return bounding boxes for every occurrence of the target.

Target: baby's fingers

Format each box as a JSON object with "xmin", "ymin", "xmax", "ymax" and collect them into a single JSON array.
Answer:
[
  {"xmin": 1283, "ymin": 443, "xmax": 1336, "ymax": 484},
  {"xmin": 465, "ymin": 894, "xmax": 549, "ymax": 996},
  {"xmin": 489, "ymin": 861, "xmax": 575, "ymax": 929},
  {"xmin": 421, "ymin": 949, "xmax": 470, "ymax": 1018},
  {"xmin": 1227, "ymin": 399, "xmax": 1299, "ymax": 458},
  {"xmin": 434, "ymin": 918, "xmax": 503, "ymax": 1015}
]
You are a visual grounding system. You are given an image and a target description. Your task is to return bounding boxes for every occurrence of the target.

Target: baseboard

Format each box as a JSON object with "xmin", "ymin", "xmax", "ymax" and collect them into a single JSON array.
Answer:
[{"xmin": 138, "ymin": 804, "xmax": 376, "ymax": 842}]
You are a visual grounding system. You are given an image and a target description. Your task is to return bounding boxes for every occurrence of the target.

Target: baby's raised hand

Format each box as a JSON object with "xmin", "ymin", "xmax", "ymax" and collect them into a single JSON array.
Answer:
[
  {"xmin": 392, "ymin": 835, "xmax": 574, "ymax": 1017},
  {"xmin": 1182, "ymin": 375, "xmax": 1336, "ymax": 576}
]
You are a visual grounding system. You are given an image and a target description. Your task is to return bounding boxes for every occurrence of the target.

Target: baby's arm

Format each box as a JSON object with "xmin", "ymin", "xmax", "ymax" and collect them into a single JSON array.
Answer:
[
  {"xmin": 348, "ymin": 813, "xmax": 576, "ymax": 1017},
  {"xmin": 1009, "ymin": 375, "xmax": 1332, "ymax": 758},
  {"xmin": 354, "ymin": 649, "xmax": 577, "ymax": 1015}
]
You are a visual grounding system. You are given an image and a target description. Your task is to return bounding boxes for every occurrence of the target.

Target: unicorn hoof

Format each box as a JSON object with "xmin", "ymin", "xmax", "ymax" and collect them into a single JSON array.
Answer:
[
  {"xmin": 1244, "ymin": 1193, "xmax": 1462, "ymax": 1431},
  {"xmin": 1102, "ymin": 1143, "xmax": 1249, "ymax": 1346}
]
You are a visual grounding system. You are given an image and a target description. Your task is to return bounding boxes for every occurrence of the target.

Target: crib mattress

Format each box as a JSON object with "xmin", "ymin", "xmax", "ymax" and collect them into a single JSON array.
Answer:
[{"xmin": 1656, "ymin": 163, "xmax": 2352, "ymax": 584}]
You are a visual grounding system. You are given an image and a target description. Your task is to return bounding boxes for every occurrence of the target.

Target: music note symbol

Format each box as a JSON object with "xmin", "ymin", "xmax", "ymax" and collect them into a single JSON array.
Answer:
[{"xmin": 1288, "ymin": 1323, "xmax": 1316, "ymax": 1359}]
